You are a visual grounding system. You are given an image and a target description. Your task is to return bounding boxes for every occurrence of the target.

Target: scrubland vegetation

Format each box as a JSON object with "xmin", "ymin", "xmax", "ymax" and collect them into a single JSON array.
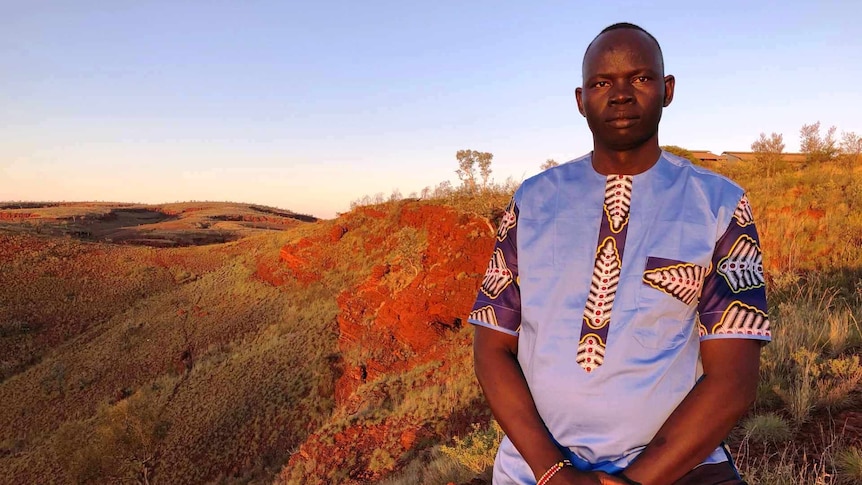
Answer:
[
  {"xmin": 707, "ymin": 148, "xmax": 862, "ymax": 485},
  {"xmin": 1, "ymin": 126, "xmax": 860, "ymax": 484}
]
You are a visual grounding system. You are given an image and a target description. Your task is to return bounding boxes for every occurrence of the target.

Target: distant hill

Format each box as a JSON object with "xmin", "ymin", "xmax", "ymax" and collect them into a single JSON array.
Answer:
[{"xmin": 0, "ymin": 201, "xmax": 316, "ymax": 247}]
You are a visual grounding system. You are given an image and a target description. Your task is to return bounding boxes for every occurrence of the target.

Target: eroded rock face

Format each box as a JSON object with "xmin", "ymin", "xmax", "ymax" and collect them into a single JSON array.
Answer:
[
  {"xmin": 278, "ymin": 239, "xmax": 322, "ymax": 285},
  {"xmin": 333, "ymin": 204, "xmax": 494, "ymax": 404},
  {"xmin": 272, "ymin": 202, "xmax": 497, "ymax": 483},
  {"xmin": 268, "ymin": 203, "xmax": 494, "ymax": 388}
]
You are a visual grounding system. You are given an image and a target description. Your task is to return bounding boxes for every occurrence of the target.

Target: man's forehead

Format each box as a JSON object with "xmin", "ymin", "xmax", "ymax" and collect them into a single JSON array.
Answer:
[{"xmin": 583, "ymin": 29, "xmax": 662, "ymax": 72}]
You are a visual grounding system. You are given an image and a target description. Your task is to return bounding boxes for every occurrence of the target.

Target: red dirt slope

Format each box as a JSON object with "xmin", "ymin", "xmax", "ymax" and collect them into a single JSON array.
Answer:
[{"xmin": 269, "ymin": 202, "xmax": 497, "ymax": 483}]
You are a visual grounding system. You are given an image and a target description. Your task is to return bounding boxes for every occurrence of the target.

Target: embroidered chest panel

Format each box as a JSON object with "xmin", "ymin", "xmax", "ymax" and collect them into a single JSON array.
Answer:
[{"xmin": 577, "ymin": 175, "xmax": 633, "ymax": 372}]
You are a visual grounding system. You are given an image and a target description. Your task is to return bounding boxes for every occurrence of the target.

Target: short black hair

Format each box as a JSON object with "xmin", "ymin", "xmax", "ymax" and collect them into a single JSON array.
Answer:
[{"xmin": 583, "ymin": 22, "xmax": 664, "ymax": 72}]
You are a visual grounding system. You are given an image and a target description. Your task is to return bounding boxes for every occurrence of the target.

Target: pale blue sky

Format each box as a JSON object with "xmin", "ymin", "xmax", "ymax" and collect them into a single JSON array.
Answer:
[{"xmin": 2, "ymin": 1, "xmax": 860, "ymax": 218}]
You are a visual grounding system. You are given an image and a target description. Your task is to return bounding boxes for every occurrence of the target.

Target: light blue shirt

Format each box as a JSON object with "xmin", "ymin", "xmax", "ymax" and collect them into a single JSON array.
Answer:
[{"xmin": 469, "ymin": 151, "xmax": 770, "ymax": 484}]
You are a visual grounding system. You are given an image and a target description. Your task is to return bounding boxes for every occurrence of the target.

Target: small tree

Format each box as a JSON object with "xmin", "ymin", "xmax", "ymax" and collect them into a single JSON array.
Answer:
[
  {"xmin": 56, "ymin": 387, "xmax": 171, "ymax": 484},
  {"xmin": 432, "ymin": 180, "xmax": 453, "ymax": 199},
  {"xmin": 540, "ymin": 159, "xmax": 559, "ymax": 170},
  {"xmin": 455, "ymin": 150, "xmax": 493, "ymax": 194},
  {"xmin": 478, "ymin": 155, "xmax": 492, "ymax": 189},
  {"xmin": 751, "ymin": 132, "xmax": 785, "ymax": 179},
  {"xmin": 800, "ymin": 122, "xmax": 838, "ymax": 163},
  {"xmin": 840, "ymin": 131, "xmax": 862, "ymax": 169}
]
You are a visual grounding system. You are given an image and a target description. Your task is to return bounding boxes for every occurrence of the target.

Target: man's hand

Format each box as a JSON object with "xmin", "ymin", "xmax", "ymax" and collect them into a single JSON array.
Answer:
[
  {"xmin": 474, "ymin": 325, "xmax": 660, "ymax": 485},
  {"xmin": 621, "ymin": 338, "xmax": 761, "ymax": 484},
  {"xmin": 546, "ymin": 469, "xmax": 629, "ymax": 485},
  {"xmin": 595, "ymin": 471, "xmax": 634, "ymax": 485}
]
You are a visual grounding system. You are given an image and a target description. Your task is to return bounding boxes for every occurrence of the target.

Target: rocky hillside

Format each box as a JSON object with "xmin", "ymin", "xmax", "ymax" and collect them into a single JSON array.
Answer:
[
  {"xmin": 269, "ymin": 203, "xmax": 496, "ymax": 483},
  {"xmin": 0, "ymin": 199, "xmax": 500, "ymax": 484}
]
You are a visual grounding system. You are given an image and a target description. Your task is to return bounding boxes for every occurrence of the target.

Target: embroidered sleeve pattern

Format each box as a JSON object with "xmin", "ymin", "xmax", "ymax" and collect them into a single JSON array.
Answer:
[
  {"xmin": 697, "ymin": 194, "xmax": 771, "ymax": 341},
  {"xmin": 468, "ymin": 198, "xmax": 521, "ymax": 335}
]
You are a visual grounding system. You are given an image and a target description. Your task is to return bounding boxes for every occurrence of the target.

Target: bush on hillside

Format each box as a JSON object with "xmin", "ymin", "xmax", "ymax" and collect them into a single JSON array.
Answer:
[{"xmin": 440, "ymin": 420, "xmax": 503, "ymax": 474}]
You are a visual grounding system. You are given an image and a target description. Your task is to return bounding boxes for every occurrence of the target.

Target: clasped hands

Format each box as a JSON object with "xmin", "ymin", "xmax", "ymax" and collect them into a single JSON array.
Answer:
[{"xmin": 547, "ymin": 467, "xmax": 636, "ymax": 485}]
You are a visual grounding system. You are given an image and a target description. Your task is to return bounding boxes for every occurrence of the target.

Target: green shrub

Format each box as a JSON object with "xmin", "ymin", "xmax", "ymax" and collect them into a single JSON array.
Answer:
[
  {"xmin": 835, "ymin": 447, "xmax": 862, "ymax": 485},
  {"xmin": 440, "ymin": 421, "xmax": 503, "ymax": 474},
  {"xmin": 368, "ymin": 448, "xmax": 396, "ymax": 474},
  {"xmin": 774, "ymin": 350, "xmax": 862, "ymax": 424},
  {"xmin": 740, "ymin": 413, "xmax": 791, "ymax": 444}
]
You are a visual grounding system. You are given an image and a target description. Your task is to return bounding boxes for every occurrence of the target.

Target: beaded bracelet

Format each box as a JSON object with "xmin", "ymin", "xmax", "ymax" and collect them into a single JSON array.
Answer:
[{"xmin": 536, "ymin": 459, "xmax": 573, "ymax": 485}]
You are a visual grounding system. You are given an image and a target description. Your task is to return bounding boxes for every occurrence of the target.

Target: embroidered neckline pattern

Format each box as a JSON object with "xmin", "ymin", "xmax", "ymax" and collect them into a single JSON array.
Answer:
[{"xmin": 577, "ymin": 175, "xmax": 633, "ymax": 373}]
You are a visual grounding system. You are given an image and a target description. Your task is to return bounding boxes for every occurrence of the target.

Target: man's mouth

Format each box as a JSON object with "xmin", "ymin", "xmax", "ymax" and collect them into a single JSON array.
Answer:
[
  {"xmin": 606, "ymin": 112, "xmax": 639, "ymax": 121},
  {"xmin": 606, "ymin": 115, "xmax": 639, "ymax": 128}
]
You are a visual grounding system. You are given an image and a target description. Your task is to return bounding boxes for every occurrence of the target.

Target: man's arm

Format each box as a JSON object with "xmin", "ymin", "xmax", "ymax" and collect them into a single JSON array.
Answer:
[
  {"xmin": 619, "ymin": 338, "xmax": 761, "ymax": 485},
  {"xmin": 472, "ymin": 195, "xmax": 626, "ymax": 484},
  {"xmin": 474, "ymin": 326, "xmax": 625, "ymax": 485},
  {"xmin": 620, "ymin": 193, "xmax": 768, "ymax": 484}
]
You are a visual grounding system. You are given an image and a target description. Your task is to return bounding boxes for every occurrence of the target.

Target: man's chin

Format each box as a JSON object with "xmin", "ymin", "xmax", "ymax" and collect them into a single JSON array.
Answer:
[
  {"xmin": 598, "ymin": 132, "xmax": 658, "ymax": 152},
  {"xmin": 604, "ymin": 139, "xmax": 650, "ymax": 152}
]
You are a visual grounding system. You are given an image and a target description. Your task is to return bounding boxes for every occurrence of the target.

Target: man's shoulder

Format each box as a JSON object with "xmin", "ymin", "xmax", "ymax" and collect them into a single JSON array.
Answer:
[
  {"xmin": 660, "ymin": 152, "xmax": 750, "ymax": 234},
  {"xmin": 516, "ymin": 153, "xmax": 593, "ymax": 198},
  {"xmin": 661, "ymin": 151, "xmax": 745, "ymax": 193}
]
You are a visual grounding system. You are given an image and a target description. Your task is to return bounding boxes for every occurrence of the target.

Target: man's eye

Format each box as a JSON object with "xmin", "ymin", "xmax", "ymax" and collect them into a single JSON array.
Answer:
[
  {"xmin": 633, "ymin": 76, "xmax": 649, "ymax": 83},
  {"xmin": 593, "ymin": 81, "xmax": 609, "ymax": 88}
]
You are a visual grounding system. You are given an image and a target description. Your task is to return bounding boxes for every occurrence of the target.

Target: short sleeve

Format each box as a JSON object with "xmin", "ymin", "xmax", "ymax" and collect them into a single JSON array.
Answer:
[
  {"xmin": 696, "ymin": 194, "xmax": 771, "ymax": 342},
  {"xmin": 468, "ymin": 197, "xmax": 522, "ymax": 336}
]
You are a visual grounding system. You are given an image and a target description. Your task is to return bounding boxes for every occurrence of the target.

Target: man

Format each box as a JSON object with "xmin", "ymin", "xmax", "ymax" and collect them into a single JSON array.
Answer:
[{"xmin": 469, "ymin": 23, "xmax": 770, "ymax": 485}]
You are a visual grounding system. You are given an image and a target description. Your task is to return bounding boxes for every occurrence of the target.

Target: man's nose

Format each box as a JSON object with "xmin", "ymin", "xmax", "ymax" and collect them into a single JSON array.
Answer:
[{"xmin": 609, "ymin": 83, "xmax": 634, "ymax": 104}]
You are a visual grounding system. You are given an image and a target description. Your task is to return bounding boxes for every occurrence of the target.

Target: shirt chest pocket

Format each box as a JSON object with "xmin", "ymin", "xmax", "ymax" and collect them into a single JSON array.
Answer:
[
  {"xmin": 632, "ymin": 257, "xmax": 710, "ymax": 350},
  {"xmin": 641, "ymin": 256, "xmax": 709, "ymax": 308},
  {"xmin": 634, "ymin": 217, "xmax": 714, "ymax": 350},
  {"xmin": 634, "ymin": 219, "xmax": 714, "ymax": 311}
]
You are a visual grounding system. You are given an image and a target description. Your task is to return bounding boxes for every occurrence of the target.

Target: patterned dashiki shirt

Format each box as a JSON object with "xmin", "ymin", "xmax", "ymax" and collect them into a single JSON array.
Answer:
[{"xmin": 469, "ymin": 151, "xmax": 770, "ymax": 484}]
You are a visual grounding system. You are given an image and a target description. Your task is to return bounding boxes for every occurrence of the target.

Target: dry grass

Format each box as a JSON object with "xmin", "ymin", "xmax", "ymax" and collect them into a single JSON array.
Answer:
[
  {"xmin": 733, "ymin": 419, "xmax": 859, "ymax": 485},
  {"xmin": 0, "ymin": 218, "xmax": 344, "ymax": 483},
  {"xmin": 376, "ymin": 448, "xmax": 476, "ymax": 485}
]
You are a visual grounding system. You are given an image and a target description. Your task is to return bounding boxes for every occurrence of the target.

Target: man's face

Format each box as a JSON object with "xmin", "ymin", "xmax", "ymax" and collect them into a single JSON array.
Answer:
[{"xmin": 576, "ymin": 29, "xmax": 674, "ymax": 152}]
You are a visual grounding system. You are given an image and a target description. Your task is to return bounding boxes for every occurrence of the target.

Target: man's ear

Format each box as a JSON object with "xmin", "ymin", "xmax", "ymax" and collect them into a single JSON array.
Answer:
[
  {"xmin": 663, "ymin": 75, "xmax": 675, "ymax": 107},
  {"xmin": 575, "ymin": 87, "xmax": 585, "ymax": 116}
]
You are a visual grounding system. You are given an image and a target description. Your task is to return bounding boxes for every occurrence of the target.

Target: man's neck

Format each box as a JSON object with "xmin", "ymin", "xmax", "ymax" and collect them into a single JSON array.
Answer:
[{"xmin": 591, "ymin": 143, "xmax": 662, "ymax": 176}]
